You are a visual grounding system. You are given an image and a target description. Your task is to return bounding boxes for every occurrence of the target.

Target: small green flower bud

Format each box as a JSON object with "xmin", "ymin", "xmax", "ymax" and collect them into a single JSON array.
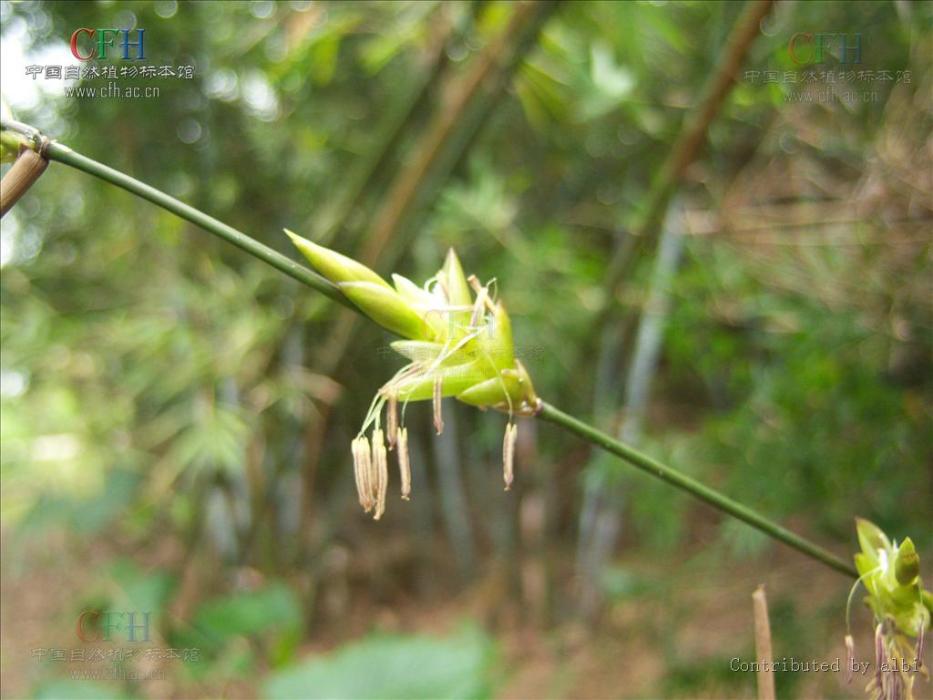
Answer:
[
  {"xmin": 478, "ymin": 301, "xmax": 515, "ymax": 370},
  {"xmin": 441, "ymin": 248, "xmax": 472, "ymax": 308},
  {"xmin": 338, "ymin": 281, "xmax": 433, "ymax": 340},
  {"xmin": 392, "ymin": 273, "xmax": 435, "ymax": 307},
  {"xmin": 856, "ymin": 517, "xmax": 891, "ymax": 559},
  {"xmin": 391, "ymin": 275, "xmax": 448, "ymax": 337},
  {"xmin": 895, "ymin": 538, "xmax": 920, "ymax": 586},
  {"xmin": 286, "ymin": 230, "xmax": 392, "ymax": 289}
]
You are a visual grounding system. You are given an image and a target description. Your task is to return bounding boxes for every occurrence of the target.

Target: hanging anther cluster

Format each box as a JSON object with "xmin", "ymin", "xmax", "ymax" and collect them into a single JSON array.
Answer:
[{"xmin": 287, "ymin": 231, "xmax": 540, "ymax": 519}]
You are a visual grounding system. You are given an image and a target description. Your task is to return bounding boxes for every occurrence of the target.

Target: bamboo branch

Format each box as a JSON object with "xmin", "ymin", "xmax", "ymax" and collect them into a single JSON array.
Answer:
[
  {"xmin": 1, "ymin": 120, "xmax": 858, "ymax": 580},
  {"xmin": 25, "ymin": 134, "xmax": 351, "ymax": 310},
  {"xmin": 570, "ymin": 3, "xmax": 776, "ymax": 565},
  {"xmin": 577, "ymin": 203, "xmax": 687, "ymax": 619},
  {"xmin": 537, "ymin": 402, "xmax": 857, "ymax": 578}
]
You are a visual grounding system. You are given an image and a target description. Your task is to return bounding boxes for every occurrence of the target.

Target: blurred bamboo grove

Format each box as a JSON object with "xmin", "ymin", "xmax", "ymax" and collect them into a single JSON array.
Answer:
[{"xmin": 1, "ymin": 1, "xmax": 931, "ymax": 699}]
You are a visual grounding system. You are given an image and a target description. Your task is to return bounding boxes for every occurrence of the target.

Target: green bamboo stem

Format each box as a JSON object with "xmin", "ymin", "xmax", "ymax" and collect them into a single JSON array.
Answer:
[
  {"xmin": 47, "ymin": 141, "xmax": 351, "ymax": 308},
  {"xmin": 0, "ymin": 121, "xmax": 351, "ymax": 310},
  {"xmin": 1, "ymin": 121, "xmax": 857, "ymax": 579},
  {"xmin": 537, "ymin": 402, "xmax": 857, "ymax": 578}
]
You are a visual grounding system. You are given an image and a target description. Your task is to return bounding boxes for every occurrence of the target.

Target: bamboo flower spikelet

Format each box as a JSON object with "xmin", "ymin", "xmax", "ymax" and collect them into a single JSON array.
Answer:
[
  {"xmin": 847, "ymin": 518, "xmax": 933, "ymax": 700},
  {"xmin": 286, "ymin": 230, "xmax": 540, "ymax": 519}
]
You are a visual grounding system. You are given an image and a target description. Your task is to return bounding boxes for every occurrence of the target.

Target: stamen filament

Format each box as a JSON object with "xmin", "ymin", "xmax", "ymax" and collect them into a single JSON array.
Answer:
[{"xmin": 387, "ymin": 392, "xmax": 398, "ymax": 449}]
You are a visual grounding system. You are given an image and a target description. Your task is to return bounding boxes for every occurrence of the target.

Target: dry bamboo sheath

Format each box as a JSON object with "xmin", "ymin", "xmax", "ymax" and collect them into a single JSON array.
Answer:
[{"xmin": 1, "ymin": 146, "xmax": 48, "ymax": 217}]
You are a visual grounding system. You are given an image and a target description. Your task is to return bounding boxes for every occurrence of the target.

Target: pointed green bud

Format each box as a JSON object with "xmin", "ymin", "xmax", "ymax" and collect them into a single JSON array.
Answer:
[
  {"xmin": 442, "ymin": 249, "xmax": 472, "ymax": 308},
  {"xmin": 478, "ymin": 301, "xmax": 515, "ymax": 370},
  {"xmin": 856, "ymin": 518, "xmax": 891, "ymax": 561},
  {"xmin": 895, "ymin": 538, "xmax": 920, "ymax": 586},
  {"xmin": 338, "ymin": 281, "xmax": 432, "ymax": 340},
  {"xmin": 393, "ymin": 273, "xmax": 447, "ymax": 337},
  {"xmin": 440, "ymin": 248, "xmax": 473, "ymax": 331},
  {"xmin": 286, "ymin": 230, "xmax": 392, "ymax": 289},
  {"xmin": 392, "ymin": 273, "xmax": 435, "ymax": 307},
  {"xmin": 854, "ymin": 552, "xmax": 877, "ymax": 583}
]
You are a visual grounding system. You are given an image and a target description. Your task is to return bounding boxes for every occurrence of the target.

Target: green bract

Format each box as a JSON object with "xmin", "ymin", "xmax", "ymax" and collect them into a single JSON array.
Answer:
[{"xmin": 287, "ymin": 231, "xmax": 539, "ymax": 519}]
